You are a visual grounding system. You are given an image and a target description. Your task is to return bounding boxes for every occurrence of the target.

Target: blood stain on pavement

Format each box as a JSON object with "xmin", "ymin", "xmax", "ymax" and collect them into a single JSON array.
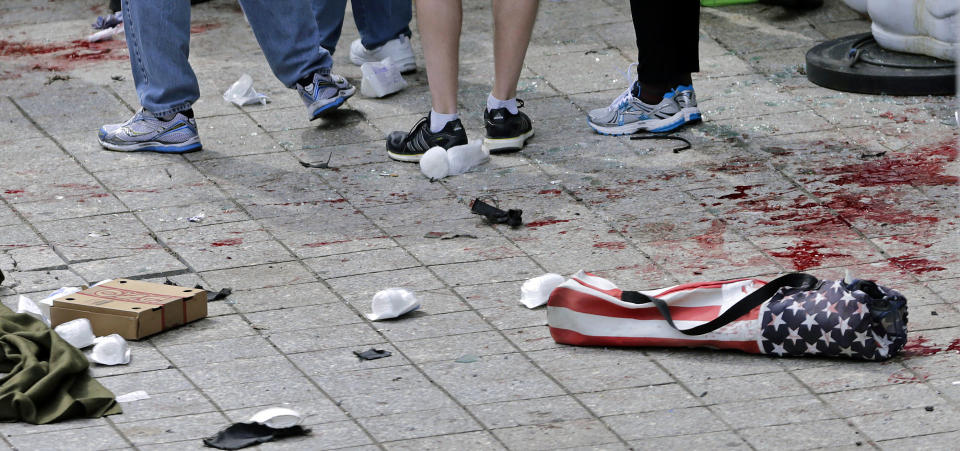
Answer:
[
  {"xmin": 210, "ymin": 238, "xmax": 243, "ymax": 247},
  {"xmin": 769, "ymin": 239, "xmax": 849, "ymax": 271}
]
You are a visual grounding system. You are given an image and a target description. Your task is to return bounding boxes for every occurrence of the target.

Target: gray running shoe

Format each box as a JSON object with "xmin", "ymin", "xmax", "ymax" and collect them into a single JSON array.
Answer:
[
  {"xmin": 98, "ymin": 109, "xmax": 201, "ymax": 153},
  {"xmin": 674, "ymin": 84, "xmax": 701, "ymax": 125},
  {"xmin": 587, "ymin": 83, "xmax": 684, "ymax": 135},
  {"xmin": 297, "ymin": 72, "xmax": 356, "ymax": 120}
]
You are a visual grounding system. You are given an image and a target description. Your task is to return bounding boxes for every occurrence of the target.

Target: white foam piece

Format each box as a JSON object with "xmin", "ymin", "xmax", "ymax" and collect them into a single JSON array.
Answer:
[
  {"xmin": 90, "ymin": 334, "xmax": 131, "ymax": 365},
  {"xmin": 519, "ymin": 273, "xmax": 566, "ymax": 309},
  {"xmin": 248, "ymin": 407, "xmax": 303, "ymax": 429},
  {"xmin": 54, "ymin": 318, "xmax": 96, "ymax": 349},
  {"xmin": 367, "ymin": 288, "xmax": 420, "ymax": 321}
]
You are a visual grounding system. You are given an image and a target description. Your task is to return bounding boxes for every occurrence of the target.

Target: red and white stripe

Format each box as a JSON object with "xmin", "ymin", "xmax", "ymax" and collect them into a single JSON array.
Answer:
[{"xmin": 547, "ymin": 271, "xmax": 768, "ymax": 353}]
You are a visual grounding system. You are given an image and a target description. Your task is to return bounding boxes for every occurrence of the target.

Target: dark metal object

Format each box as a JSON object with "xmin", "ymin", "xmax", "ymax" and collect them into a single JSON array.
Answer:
[
  {"xmin": 470, "ymin": 199, "xmax": 523, "ymax": 227},
  {"xmin": 806, "ymin": 33, "xmax": 956, "ymax": 96}
]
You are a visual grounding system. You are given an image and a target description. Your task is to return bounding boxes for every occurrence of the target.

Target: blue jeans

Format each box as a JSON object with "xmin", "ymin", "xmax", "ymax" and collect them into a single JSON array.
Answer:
[
  {"xmin": 313, "ymin": 0, "xmax": 412, "ymax": 54},
  {"xmin": 122, "ymin": 0, "xmax": 332, "ymax": 116}
]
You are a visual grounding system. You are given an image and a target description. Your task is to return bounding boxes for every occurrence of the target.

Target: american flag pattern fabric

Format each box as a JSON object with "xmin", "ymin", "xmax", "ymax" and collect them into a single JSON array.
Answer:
[
  {"xmin": 547, "ymin": 271, "xmax": 907, "ymax": 361},
  {"xmin": 760, "ymin": 279, "xmax": 907, "ymax": 361}
]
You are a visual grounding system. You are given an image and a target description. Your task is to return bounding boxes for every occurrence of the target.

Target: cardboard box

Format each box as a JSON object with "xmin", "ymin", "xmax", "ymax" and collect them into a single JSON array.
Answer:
[{"xmin": 49, "ymin": 279, "xmax": 207, "ymax": 340}]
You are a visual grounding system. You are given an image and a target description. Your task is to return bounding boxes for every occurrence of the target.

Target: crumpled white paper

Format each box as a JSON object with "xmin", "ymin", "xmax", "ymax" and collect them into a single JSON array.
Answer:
[
  {"xmin": 519, "ymin": 273, "xmax": 566, "ymax": 308},
  {"xmin": 367, "ymin": 288, "xmax": 420, "ymax": 321},
  {"xmin": 90, "ymin": 334, "xmax": 131, "ymax": 365}
]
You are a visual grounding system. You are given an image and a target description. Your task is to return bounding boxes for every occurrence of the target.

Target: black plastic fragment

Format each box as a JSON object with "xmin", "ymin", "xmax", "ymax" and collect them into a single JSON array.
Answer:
[
  {"xmin": 0, "ymin": 268, "xmax": 4, "ymax": 285},
  {"xmin": 354, "ymin": 348, "xmax": 392, "ymax": 360},
  {"xmin": 470, "ymin": 199, "xmax": 523, "ymax": 227},
  {"xmin": 196, "ymin": 284, "xmax": 232, "ymax": 301},
  {"xmin": 163, "ymin": 279, "xmax": 232, "ymax": 301},
  {"xmin": 859, "ymin": 151, "xmax": 886, "ymax": 159},
  {"xmin": 203, "ymin": 422, "xmax": 309, "ymax": 450}
]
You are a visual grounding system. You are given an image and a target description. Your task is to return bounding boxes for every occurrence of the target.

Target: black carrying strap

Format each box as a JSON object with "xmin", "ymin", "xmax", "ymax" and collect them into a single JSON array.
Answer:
[{"xmin": 620, "ymin": 273, "xmax": 819, "ymax": 336}]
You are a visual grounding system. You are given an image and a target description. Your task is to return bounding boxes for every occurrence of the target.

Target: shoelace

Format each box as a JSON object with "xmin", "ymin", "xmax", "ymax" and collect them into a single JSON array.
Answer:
[
  {"xmin": 606, "ymin": 63, "xmax": 639, "ymax": 111},
  {"xmin": 398, "ymin": 116, "xmax": 430, "ymax": 149}
]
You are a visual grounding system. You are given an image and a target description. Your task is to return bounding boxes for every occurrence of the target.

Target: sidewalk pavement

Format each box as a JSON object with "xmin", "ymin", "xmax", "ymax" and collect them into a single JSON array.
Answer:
[{"xmin": 0, "ymin": 0, "xmax": 958, "ymax": 450}]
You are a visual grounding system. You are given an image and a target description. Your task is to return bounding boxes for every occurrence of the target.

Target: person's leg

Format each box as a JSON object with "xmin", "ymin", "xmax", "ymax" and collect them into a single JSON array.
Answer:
[
  {"xmin": 122, "ymin": 0, "xmax": 197, "ymax": 116},
  {"xmin": 239, "ymin": 0, "xmax": 355, "ymax": 119},
  {"xmin": 312, "ymin": 0, "xmax": 348, "ymax": 55},
  {"xmin": 491, "ymin": 0, "xmax": 538, "ymax": 104},
  {"xmin": 348, "ymin": 0, "xmax": 416, "ymax": 72},
  {"xmin": 632, "ymin": 0, "xmax": 699, "ymax": 103},
  {"xmin": 483, "ymin": 0, "xmax": 538, "ymax": 153},
  {"xmin": 417, "ymin": 0, "xmax": 461, "ymax": 118},
  {"xmin": 98, "ymin": 0, "xmax": 202, "ymax": 153},
  {"xmin": 384, "ymin": 0, "xmax": 466, "ymax": 162},
  {"xmin": 239, "ymin": 0, "xmax": 331, "ymax": 87},
  {"xmin": 586, "ymin": 0, "xmax": 698, "ymax": 135},
  {"xmin": 352, "ymin": 0, "xmax": 412, "ymax": 49}
]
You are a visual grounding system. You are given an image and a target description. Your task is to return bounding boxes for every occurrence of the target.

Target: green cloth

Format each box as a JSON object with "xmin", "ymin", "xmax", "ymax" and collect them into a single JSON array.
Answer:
[{"xmin": 0, "ymin": 305, "xmax": 120, "ymax": 424}]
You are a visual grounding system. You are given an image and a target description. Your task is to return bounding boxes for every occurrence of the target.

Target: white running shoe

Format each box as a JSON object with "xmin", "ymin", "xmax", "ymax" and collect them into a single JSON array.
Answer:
[{"xmin": 349, "ymin": 35, "xmax": 416, "ymax": 73}]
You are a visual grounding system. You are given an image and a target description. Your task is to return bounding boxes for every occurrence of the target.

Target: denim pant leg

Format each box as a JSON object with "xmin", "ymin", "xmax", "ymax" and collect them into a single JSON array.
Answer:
[
  {"xmin": 352, "ymin": 0, "xmax": 413, "ymax": 49},
  {"xmin": 121, "ymin": 0, "xmax": 198, "ymax": 116},
  {"xmin": 311, "ymin": 0, "xmax": 348, "ymax": 55},
  {"xmin": 238, "ymin": 0, "xmax": 333, "ymax": 88}
]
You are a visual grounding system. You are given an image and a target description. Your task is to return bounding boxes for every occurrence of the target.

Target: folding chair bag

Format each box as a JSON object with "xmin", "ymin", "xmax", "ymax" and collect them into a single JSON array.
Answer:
[{"xmin": 547, "ymin": 271, "xmax": 907, "ymax": 361}]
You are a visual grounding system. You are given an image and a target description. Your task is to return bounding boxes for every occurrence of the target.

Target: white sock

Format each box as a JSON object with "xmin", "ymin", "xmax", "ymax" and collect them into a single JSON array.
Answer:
[
  {"xmin": 486, "ymin": 94, "xmax": 518, "ymax": 115},
  {"xmin": 429, "ymin": 110, "xmax": 459, "ymax": 133}
]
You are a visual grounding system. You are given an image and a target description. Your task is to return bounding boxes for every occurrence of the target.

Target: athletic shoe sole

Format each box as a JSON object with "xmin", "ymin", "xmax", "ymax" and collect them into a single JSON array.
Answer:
[
  {"xmin": 309, "ymin": 86, "xmax": 357, "ymax": 121},
  {"xmin": 482, "ymin": 129, "xmax": 535, "ymax": 154},
  {"xmin": 350, "ymin": 54, "xmax": 417, "ymax": 74},
  {"xmin": 386, "ymin": 150, "xmax": 425, "ymax": 163},
  {"xmin": 98, "ymin": 136, "xmax": 203, "ymax": 153},
  {"xmin": 587, "ymin": 113, "xmax": 686, "ymax": 135},
  {"xmin": 681, "ymin": 106, "xmax": 702, "ymax": 125}
]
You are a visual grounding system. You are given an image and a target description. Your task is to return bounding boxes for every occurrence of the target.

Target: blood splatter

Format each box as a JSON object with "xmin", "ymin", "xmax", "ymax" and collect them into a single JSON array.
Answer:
[
  {"xmin": 903, "ymin": 336, "xmax": 942, "ymax": 357},
  {"xmin": 946, "ymin": 339, "xmax": 960, "ymax": 353},
  {"xmin": 538, "ymin": 189, "xmax": 562, "ymax": 195},
  {"xmin": 0, "ymin": 40, "xmax": 72, "ymax": 57},
  {"xmin": 819, "ymin": 140, "xmax": 957, "ymax": 188},
  {"xmin": 190, "ymin": 22, "xmax": 223, "ymax": 34},
  {"xmin": 526, "ymin": 218, "xmax": 571, "ymax": 228},
  {"xmin": 0, "ymin": 38, "xmax": 128, "ymax": 73},
  {"xmin": 691, "ymin": 219, "xmax": 726, "ymax": 251},
  {"xmin": 210, "ymin": 238, "xmax": 243, "ymax": 247},
  {"xmin": 878, "ymin": 111, "xmax": 908, "ymax": 123},
  {"xmin": 769, "ymin": 239, "xmax": 849, "ymax": 271},
  {"xmin": 718, "ymin": 185, "xmax": 756, "ymax": 200},
  {"xmin": 888, "ymin": 367, "xmax": 930, "ymax": 384},
  {"xmin": 888, "ymin": 255, "xmax": 946, "ymax": 275},
  {"xmin": 593, "ymin": 242, "xmax": 626, "ymax": 250},
  {"xmin": 4, "ymin": 189, "xmax": 24, "ymax": 194}
]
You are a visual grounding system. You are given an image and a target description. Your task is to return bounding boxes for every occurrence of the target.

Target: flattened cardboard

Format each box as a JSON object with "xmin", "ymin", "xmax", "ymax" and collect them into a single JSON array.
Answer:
[{"xmin": 49, "ymin": 279, "xmax": 207, "ymax": 340}]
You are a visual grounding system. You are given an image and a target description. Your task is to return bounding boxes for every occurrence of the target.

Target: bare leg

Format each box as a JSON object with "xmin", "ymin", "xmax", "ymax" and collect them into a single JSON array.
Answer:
[
  {"xmin": 492, "ymin": 0, "xmax": 538, "ymax": 100},
  {"xmin": 416, "ymin": 0, "xmax": 461, "ymax": 114}
]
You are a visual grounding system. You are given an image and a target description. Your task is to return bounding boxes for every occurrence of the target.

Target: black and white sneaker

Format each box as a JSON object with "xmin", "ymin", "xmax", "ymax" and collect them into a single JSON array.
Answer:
[
  {"xmin": 386, "ymin": 115, "xmax": 468, "ymax": 162},
  {"xmin": 483, "ymin": 99, "xmax": 534, "ymax": 153}
]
